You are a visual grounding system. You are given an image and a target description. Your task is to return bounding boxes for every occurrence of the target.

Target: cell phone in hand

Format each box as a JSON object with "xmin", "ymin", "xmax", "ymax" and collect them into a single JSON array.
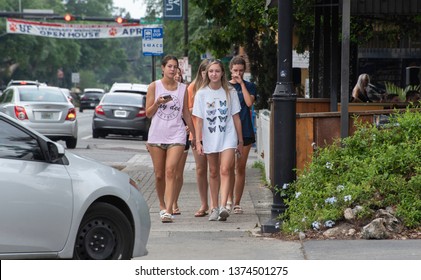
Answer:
[{"xmin": 162, "ymin": 95, "xmax": 172, "ymax": 100}]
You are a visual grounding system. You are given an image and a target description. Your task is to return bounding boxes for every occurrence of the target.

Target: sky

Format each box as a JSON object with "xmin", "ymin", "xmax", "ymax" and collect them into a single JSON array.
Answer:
[{"xmin": 115, "ymin": 0, "xmax": 146, "ymax": 19}]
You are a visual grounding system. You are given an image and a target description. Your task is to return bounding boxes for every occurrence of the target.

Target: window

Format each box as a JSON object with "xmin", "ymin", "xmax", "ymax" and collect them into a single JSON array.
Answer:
[{"xmin": 0, "ymin": 119, "xmax": 44, "ymax": 160}]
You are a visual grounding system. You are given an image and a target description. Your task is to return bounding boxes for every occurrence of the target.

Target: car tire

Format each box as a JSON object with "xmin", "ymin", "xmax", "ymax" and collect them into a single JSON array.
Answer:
[
  {"xmin": 73, "ymin": 202, "xmax": 134, "ymax": 260},
  {"xmin": 92, "ymin": 129, "xmax": 99, "ymax": 139},
  {"xmin": 66, "ymin": 137, "xmax": 77, "ymax": 149},
  {"xmin": 142, "ymin": 131, "xmax": 148, "ymax": 141},
  {"xmin": 79, "ymin": 107, "xmax": 83, "ymax": 113}
]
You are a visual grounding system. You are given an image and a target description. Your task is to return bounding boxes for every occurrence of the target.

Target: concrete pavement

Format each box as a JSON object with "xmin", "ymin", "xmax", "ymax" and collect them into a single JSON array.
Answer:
[{"xmin": 119, "ymin": 147, "xmax": 421, "ymax": 260}]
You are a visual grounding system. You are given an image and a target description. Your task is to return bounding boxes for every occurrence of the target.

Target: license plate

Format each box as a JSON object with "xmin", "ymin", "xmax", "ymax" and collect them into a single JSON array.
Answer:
[
  {"xmin": 41, "ymin": 112, "xmax": 53, "ymax": 119},
  {"xmin": 90, "ymin": 103, "xmax": 95, "ymax": 107},
  {"xmin": 114, "ymin": 110, "xmax": 127, "ymax": 118}
]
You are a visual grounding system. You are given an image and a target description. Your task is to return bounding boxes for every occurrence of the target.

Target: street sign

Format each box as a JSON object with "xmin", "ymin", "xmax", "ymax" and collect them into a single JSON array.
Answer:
[
  {"xmin": 140, "ymin": 18, "xmax": 162, "ymax": 25},
  {"xmin": 163, "ymin": 0, "xmax": 183, "ymax": 20},
  {"xmin": 142, "ymin": 27, "xmax": 163, "ymax": 56},
  {"xmin": 71, "ymin": 72, "xmax": 80, "ymax": 83}
]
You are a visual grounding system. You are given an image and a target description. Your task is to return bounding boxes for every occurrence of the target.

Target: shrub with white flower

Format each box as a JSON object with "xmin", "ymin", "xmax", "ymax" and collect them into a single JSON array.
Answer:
[
  {"xmin": 325, "ymin": 162, "xmax": 333, "ymax": 169},
  {"xmin": 324, "ymin": 220, "xmax": 335, "ymax": 228},
  {"xmin": 282, "ymin": 183, "xmax": 289, "ymax": 189},
  {"xmin": 312, "ymin": 221, "xmax": 321, "ymax": 230},
  {"xmin": 336, "ymin": 185, "xmax": 345, "ymax": 191},
  {"xmin": 295, "ymin": 192, "xmax": 301, "ymax": 198},
  {"xmin": 325, "ymin": 196, "xmax": 337, "ymax": 204}
]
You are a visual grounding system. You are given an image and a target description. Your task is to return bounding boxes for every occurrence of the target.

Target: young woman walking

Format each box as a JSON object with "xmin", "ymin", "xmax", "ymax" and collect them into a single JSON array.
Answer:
[
  {"xmin": 192, "ymin": 59, "xmax": 243, "ymax": 222},
  {"xmin": 146, "ymin": 55, "xmax": 195, "ymax": 223}
]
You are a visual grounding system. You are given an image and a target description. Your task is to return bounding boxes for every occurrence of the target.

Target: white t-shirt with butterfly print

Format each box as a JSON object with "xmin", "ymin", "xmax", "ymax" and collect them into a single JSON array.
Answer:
[{"xmin": 192, "ymin": 85, "xmax": 241, "ymax": 153}]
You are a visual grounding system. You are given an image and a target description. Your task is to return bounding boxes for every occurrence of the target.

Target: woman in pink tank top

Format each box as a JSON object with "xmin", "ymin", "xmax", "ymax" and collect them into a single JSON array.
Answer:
[{"xmin": 145, "ymin": 55, "xmax": 195, "ymax": 223}]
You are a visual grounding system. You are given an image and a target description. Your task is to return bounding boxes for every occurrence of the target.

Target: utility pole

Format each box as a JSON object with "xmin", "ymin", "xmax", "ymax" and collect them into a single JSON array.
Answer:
[{"xmin": 262, "ymin": 0, "xmax": 297, "ymax": 233}]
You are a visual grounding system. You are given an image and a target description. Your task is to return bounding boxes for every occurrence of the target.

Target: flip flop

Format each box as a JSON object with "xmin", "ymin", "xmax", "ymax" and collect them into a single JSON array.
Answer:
[
  {"xmin": 172, "ymin": 208, "xmax": 181, "ymax": 215},
  {"xmin": 194, "ymin": 209, "xmax": 208, "ymax": 217}
]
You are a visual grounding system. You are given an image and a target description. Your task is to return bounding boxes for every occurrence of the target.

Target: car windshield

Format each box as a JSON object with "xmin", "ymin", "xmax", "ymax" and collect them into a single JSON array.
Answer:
[
  {"xmin": 19, "ymin": 88, "xmax": 67, "ymax": 102},
  {"xmin": 103, "ymin": 94, "xmax": 143, "ymax": 105}
]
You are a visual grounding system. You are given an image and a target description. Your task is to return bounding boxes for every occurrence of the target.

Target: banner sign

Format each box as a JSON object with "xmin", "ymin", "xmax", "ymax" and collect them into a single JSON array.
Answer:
[
  {"xmin": 142, "ymin": 27, "xmax": 163, "ymax": 56},
  {"xmin": 6, "ymin": 18, "xmax": 145, "ymax": 39},
  {"xmin": 163, "ymin": 0, "xmax": 183, "ymax": 20}
]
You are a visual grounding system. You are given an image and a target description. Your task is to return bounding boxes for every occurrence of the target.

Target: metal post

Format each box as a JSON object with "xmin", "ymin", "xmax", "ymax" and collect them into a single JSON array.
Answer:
[
  {"xmin": 152, "ymin": 56, "xmax": 156, "ymax": 82},
  {"xmin": 262, "ymin": 0, "xmax": 296, "ymax": 233},
  {"xmin": 183, "ymin": 0, "xmax": 188, "ymax": 57},
  {"xmin": 340, "ymin": 0, "xmax": 351, "ymax": 139}
]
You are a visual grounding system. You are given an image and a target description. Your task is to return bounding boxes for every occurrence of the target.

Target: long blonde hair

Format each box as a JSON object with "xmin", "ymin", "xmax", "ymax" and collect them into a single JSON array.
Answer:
[{"xmin": 201, "ymin": 60, "xmax": 232, "ymax": 97}]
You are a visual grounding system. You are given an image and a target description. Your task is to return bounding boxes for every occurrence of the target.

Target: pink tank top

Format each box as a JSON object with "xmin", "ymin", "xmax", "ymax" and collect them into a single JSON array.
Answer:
[{"xmin": 147, "ymin": 80, "xmax": 187, "ymax": 144}]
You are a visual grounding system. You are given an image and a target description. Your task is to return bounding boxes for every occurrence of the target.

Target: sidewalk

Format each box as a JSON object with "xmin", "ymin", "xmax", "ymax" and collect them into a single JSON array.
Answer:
[{"xmin": 122, "ymin": 149, "xmax": 421, "ymax": 260}]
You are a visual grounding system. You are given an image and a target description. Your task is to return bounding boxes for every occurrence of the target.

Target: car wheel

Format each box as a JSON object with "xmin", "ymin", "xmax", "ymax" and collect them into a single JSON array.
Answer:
[
  {"xmin": 79, "ymin": 107, "xmax": 83, "ymax": 113},
  {"xmin": 92, "ymin": 129, "xmax": 99, "ymax": 139},
  {"xmin": 142, "ymin": 131, "xmax": 148, "ymax": 141},
  {"xmin": 66, "ymin": 137, "xmax": 77, "ymax": 149},
  {"xmin": 73, "ymin": 203, "xmax": 134, "ymax": 260}
]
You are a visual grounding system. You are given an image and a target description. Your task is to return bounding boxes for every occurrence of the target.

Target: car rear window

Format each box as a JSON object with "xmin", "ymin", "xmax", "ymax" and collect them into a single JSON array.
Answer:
[
  {"xmin": 102, "ymin": 94, "xmax": 143, "ymax": 105},
  {"xmin": 19, "ymin": 88, "xmax": 68, "ymax": 103}
]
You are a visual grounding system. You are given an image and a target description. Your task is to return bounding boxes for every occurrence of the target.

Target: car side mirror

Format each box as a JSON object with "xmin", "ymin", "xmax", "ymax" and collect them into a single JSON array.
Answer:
[{"xmin": 47, "ymin": 141, "xmax": 65, "ymax": 162}]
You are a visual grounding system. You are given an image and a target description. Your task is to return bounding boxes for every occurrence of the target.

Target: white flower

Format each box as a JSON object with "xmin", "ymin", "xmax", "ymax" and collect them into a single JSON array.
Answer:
[
  {"xmin": 344, "ymin": 195, "xmax": 352, "ymax": 202},
  {"xmin": 336, "ymin": 185, "xmax": 345, "ymax": 191},
  {"xmin": 312, "ymin": 221, "xmax": 321, "ymax": 230},
  {"xmin": 301, "ymin": 216, "xmax": 307, "ymax": 222},
  {"xmin": 282, "ymin": 183, "xmax": 289, "ymax": 190},
  {"xmin": 325, "ymin": 197, "xmax": 337, "ymax": 204},
  {"xmin": 295, "ymin": 192, "xmax": 302, "ymax": 198},
  {"xmin": 324, "ymin": 220, "xmax": 335, "ymax": 228},
  {"xmin": 275, "ymin": 222, "xmax": 280, "ymax": 229},
  {"xmin": 325, "ymin": 162, "xmax": 333, "ymax": 169}
]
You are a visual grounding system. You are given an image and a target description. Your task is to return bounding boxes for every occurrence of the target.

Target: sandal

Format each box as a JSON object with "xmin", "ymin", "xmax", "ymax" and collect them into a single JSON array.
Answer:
[
  {"xmin": 172, "ymin": 208, "xmax": 181, "ymax": 215},
  {"xmin": 194, "ymin": 208, "xmax": 208, "ymax": 217},
  {"xmin": 226, "ymin": 201, "xmax": 233, "ymax": 212},
  {"xmin": 161, "ymin": 212, "xmax": 173, "ymax": 223},
  {"xmin": 233, "ymin": 205, "xmax": 243, "ymax": 214}
]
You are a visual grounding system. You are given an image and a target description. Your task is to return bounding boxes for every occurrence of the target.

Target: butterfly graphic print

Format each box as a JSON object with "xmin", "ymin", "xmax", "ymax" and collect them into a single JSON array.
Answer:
[
  {"xmin": 207, "ymin": 116, "xmax": 217, "ymax": 125},
  {"xmin": 208, "ymin": 126, "xmax": 216, "ymax": 133}
]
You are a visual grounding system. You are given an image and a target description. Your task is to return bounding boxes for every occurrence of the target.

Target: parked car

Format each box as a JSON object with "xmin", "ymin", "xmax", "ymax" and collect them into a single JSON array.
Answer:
[
  {"xmin": 0, "ymin": 85, "xmax": 78, "ymax": 149},
  {"xmin": 0, "ymin": 112, "xmax": 150, "ymax": 259},
  {"xmin": 7, "ymin": 80, "xmax": 47, "ymax": 87},
  {"xmin": 109, "ymin": 83, "xmax": 148, "ymax": 95},
  {"xmin": 92, "ymin": 92, "xmax": 149, "ymax": 140},
  {"xmin": 60, "ymin": 88, "xmax": 74, "ymax": 104},
  {"xmin": 79, "ymin": 88, "xmax": 105, "ymax": 112}
]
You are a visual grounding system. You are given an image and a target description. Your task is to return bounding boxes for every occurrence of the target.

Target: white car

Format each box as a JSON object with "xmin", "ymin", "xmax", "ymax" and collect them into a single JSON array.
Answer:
[
  {"xmin": 109, "ymin": 83, "xmax": 148, "ymax": 95},
  {"xmin": 0, "ymin": 85, "xmax": 78, "ymax": 149},
  {"xmin": 0, "ymin": 112, "xmax": 150, "ymax": 259}
]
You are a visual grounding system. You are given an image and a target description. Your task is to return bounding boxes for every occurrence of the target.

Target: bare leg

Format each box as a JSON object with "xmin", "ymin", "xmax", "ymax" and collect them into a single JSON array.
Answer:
[
  {"xmin": 206, "ymin": 153, "xmax": 220, "ymax": 210},
  {"xmin": 173, "ymin": 150, "xmax": 188, "ymax": 213},
  {"xmin": 164, "ymin": 145, "xmax": 185, "ymax": 215},
  {"xmin": 147, "ymin": 145, "xmax": 167, "ymax": 211},
  {"xmin": 192, "ymin": 147, "xmax": 209, "ymax": 212},
  {"xmin": 234, "ymin": 144, "xmax": 252, "ymax": 207},
  {"xmin": 219, "ymin": 149, "xmax": 235, "ymax": 208}
]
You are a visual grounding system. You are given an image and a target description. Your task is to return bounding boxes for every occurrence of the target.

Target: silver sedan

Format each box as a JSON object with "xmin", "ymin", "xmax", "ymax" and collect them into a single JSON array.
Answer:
[
  {"xmin": 0, "ymin": 85, "xmax": 78, "ymax": 148},
  {"xmin": 0, "ymin": 112, "xmax": 150, "ymax": 259}
]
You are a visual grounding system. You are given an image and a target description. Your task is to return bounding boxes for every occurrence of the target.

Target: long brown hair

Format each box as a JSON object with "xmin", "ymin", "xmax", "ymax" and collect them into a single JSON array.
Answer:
[{"xmin": 192, "ymin": 59, "xmax": 210, "ymax": 95}]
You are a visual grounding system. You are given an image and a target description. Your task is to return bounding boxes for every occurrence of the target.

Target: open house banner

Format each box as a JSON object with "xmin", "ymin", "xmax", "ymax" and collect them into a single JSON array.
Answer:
[{"xmin": 6, "ymin": 18, "xmax": 147, "ymax": 39}]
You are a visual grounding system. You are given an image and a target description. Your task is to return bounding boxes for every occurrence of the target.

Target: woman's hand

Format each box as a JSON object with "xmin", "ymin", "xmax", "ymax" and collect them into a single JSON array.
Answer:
[
  {"xmin": 236, "ymin": 141, "xmax": 244, "ymax": 158},
  {"xmin": 196, "ymin": 141, "xmax": 204, "ymax": 156}
]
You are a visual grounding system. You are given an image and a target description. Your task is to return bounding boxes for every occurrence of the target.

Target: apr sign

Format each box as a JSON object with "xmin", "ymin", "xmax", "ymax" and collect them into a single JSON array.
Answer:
[{"xmin": 142, "ymin": 27, "xmax": 163, "ymax": 56}]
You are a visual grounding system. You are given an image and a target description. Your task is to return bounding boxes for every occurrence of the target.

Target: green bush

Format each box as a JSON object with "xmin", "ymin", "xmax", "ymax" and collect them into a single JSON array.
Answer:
[{"xmin": 281, "ymin": 109, "xmax": 421, "ymax": 233}]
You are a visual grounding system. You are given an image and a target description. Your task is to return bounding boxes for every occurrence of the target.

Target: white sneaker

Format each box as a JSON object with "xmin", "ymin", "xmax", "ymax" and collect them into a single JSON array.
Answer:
[
  {"xmin": 208, "ymin": 208, "xmax": 219, "ymax": 221},
  {"xmin": 218, "ymin": 207, "xmax": 230, "ymax": 221}
]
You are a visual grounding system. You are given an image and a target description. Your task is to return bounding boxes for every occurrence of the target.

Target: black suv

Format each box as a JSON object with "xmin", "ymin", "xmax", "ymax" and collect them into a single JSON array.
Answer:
[{"xmin": 79, "ymin": 89, "xmax": 105, "ymax": 112}]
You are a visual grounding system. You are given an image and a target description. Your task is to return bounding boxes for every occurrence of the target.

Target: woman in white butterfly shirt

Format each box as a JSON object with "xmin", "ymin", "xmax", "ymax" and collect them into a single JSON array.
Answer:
[{"xmin": 192, "ymin": 60, "xmax": 243, "ymax": 222}]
